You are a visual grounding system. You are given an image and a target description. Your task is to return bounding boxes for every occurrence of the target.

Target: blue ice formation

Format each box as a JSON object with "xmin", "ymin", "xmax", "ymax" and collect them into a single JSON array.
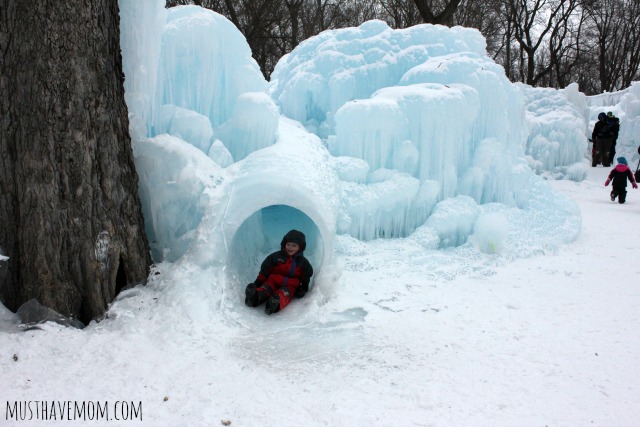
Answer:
[{"xmin": 119, "ymin": 2, "xmax": 582, "ymax": 290}]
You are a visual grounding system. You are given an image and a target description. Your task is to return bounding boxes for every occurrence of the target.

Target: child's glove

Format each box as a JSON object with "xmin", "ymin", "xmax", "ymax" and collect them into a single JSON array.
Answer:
[
  {"xmin": 604, "ymin": 179, "xmax": 610, "ymax": 186},
  {"xmin": 295, "ymin": 282, "xmax": 308, "ymax": 298},
  {"xmin": 633, "ymin": 182, "xmax": 638, "ymax": 189}
]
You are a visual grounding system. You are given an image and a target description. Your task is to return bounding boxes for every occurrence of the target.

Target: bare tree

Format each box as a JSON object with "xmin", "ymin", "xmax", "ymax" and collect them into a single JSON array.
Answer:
[
  {"xmin": 0, "ymin": 0, "xmax": 152, "ymax": 323},
  {"xmin": 502, "ymin": 0, "xmax": 580, "ymax": 85},
  {"xmin": 285, "ymin": 0, "xmax": 304, "ymax": 48},
  {"xmin": 339, "ymin": 0, "xmax": 382, "ymax": 26},
  {"xmin": 546, "ymin": 5, "xmax": 586, "ymax": 88},
  {"xmin": 301, "ymin": 0, "xmax": 340, "ymax": 35},
  {"xmin": 584, "ymin": 0, "xmax": 640, "ymax": 92},
  {"xmin": 453, "ymin": 0, "xmax": 507, "ymax": 61},
  {"xmin": 620, "ymin": 0, "xmax": 640, "ymax": 88},
  {"xmin": 412, "ymin": 0, "xmax": 464, "ymax": 26},
  {"xmin": 379, "ymin": 0, "xmax": 423, "ymax": 28}
]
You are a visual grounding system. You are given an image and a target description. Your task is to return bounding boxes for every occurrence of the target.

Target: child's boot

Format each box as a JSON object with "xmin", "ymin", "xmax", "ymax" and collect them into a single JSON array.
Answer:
[
  {"xmin": 619, "ymin": 190, "xmax": 627, "ymax": 204},
  {"xmin": 265, "ymin": 294, "xmax": 280, "ymax": 315},
  {"xmin": 245, "ymin": 283, "xmax": 258, "ymax": 307},
  {"xmin": 245, "ymin": 283, "xmax": 269, "ymax": 307},
  {"xmin": 611, "ymin": 190, "xmax": 617, "ymax": 201}
]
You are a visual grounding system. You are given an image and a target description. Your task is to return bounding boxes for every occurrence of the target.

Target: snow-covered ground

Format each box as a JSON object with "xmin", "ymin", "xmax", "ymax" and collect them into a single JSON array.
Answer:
[{"xmin": 1, "ymin": 164, "xmax": 639, "ymax": 426}]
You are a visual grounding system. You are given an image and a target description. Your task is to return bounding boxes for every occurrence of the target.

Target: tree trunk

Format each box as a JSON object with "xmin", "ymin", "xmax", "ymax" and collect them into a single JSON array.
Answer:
[
  {"xmin": 0, "ymin": 0, "xmax": 152, "ymax": 324},
  {"xmin": 413, "ymin": 0, "xmax": 462, "ymax": 26},
  {"xmin": 286, "ymin": 0, "xmax": 303, "ymax": 49}
]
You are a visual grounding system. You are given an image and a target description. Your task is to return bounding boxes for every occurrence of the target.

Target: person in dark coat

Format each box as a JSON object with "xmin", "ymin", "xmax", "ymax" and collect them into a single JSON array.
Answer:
[
  {"xmin": 606, "ymin": 112, "xmax": 620, "ymax": 165},
  {"xmin": 244, "ymin": 229, "xmax": 313, "ymax": 315},
  {"xmin": 592, "ymin": 112, "xmax": 613, "ymax": 167},
  {"xmin": 605, "ymin": 156, "xmax": 637, "ymax": 204}
]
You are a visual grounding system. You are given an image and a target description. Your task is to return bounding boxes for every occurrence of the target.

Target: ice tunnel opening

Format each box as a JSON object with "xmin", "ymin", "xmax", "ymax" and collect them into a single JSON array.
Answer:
[{"xmin": 227, "ymin": 205, "xmax": 324, "ymax": 290}]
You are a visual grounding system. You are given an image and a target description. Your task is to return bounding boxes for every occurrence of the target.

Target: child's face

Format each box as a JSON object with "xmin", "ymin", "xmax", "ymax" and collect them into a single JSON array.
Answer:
[{"xmin": 285, "ymin": 242, "xmax": 300, "ymax": 256}]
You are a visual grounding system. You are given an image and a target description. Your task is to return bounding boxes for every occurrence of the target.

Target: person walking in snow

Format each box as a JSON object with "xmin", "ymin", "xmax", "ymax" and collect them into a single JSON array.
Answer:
[
  {"xmin": 592, "ymin": 112, "xmax": 614, "ymax": 167},
  {"xmin": 605, "ymin": 157, "xmax": 638, "ymax": 204},
  {"xmin": 606, "ymin": 112, "xmax": 620, "ymax": 165},
  {"xmin": 244, "ymin": 229, "xmax": 313, "ymax": 315}
]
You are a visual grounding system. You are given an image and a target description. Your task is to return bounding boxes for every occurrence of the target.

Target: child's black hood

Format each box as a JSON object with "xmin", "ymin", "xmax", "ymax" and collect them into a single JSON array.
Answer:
[{"xmin": 280, "ymin": 229, "xmax": 307, "ymax": 252}]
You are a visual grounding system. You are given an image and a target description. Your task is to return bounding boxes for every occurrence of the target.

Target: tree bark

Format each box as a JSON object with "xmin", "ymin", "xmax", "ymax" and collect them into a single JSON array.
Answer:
[{"xmin": 0, "ymin": 0, "xmax": 151, "ymax": 324}]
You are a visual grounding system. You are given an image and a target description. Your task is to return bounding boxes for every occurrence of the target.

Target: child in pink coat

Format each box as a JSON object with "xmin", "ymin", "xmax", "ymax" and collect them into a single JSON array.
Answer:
[{"xmin": 605, "ymin": 157, "xmax": 638, "ymax": 204}]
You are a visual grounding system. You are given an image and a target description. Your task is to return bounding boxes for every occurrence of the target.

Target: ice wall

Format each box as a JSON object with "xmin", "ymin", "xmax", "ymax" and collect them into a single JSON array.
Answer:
[
  {"xmin": 269, "ymin": 20, "xmax": 582, "ymax": 246},
  {"xmin": 131, "ymin": 117, "xmax": 339, "ymax": 292},
  {"xmin": 132, "ymin": 132, "xmax": 227, "ymax": 262},
  {"xmin": 121, "ymin": 4, "xmax": 582, "ymax": 286},
  {"xmin": 119, "ymin": 0, "xmax": 166, "ymax": 133},
  {"xmin": 214, "ymin": 92, "xmax": 280, "ymax": 161},
  {"xmin": 332, "ymin": 83, "xmax": 481, "ymax": 183},
  {"xmin": 400, "ymin": 52, "xmax": 523, "ymax": 153},
  {"xmin": 120, "ymin": 5, "xmax": 279, "ymax": 163},
  {"xmin": 518, "ymin": 83, "xmax": 589, "ymax": 180},
  {"xmin": 157, "ymin": 6, "xmax": 266, "ymax": 128},
  {"xmin": 155, "ymin": 104, "xmax": 214, "ymax": 154},
  {"xmin": 330, "ymin": 83, "xmax": 481, "ymax": 239},
  {"xmin": 587, "ymin": 86, "xmax": 632, "ymax": 108},
  {"xmin": 270, "ymin": 20, "xmax": 487, "ymax": 137},
  {"xmin": 271, "ymin": 20, "xmax": 542, "ymax": 241},
  {"xmin": 617, "ymin": 83, "xmax": 640, "ymax": 154},
  {"xmin": 122, "ymin": 5, "xmax": 334, "ymax": 280}
]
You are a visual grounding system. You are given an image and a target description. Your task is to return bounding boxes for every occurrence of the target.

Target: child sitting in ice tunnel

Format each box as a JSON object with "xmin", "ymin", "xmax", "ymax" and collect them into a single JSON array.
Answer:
[
  {"xmin": 605, "ymin": 157, "xmax": 638, "ymax": 204},
  {"xmin": 244, "ymin": 230, "xmax": 313, "ymax": 315}
]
